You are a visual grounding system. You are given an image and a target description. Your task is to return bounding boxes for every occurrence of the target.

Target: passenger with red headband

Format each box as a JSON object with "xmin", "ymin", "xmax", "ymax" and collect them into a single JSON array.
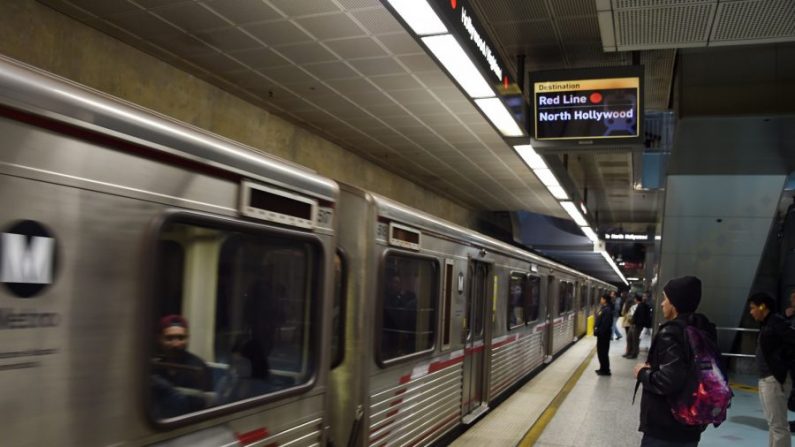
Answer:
[{"xmin": 151, "ymin": 314, "xmax": 213, "ymax": 418}]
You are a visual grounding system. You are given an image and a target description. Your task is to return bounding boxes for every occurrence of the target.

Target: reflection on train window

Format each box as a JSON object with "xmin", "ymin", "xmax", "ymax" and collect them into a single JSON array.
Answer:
[
  {"xmin": 580, "ymin": 285, "xmax": 588, "ymax": 310},
  {"xmin": 508, "ymin": 274, "xmax": 527, "ymax": 329},
  {"xmin": 525, "ymin": 276, "xmax": 541, "ymax": 322},
  {"xmin": 331, "ymin": 251, "xmax": 346, "ymax": 369},
  {"xmin": 558, "ymin": 281, "xmax": 574, "ymax": 313},
  {"xmin": 381, "ymin": 254, "xmax": 437, "ymax": 361},
  {"xmin": 151, "ymin": 221, "xmax": 319, "ymax": 421},
  {"xmin": 509, "ymin": 274, "xmax": 540, "ymax": 328}
]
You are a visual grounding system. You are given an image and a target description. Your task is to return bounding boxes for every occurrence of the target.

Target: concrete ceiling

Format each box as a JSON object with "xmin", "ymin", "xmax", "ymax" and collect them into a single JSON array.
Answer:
[{"xmin": 36, "ymin": 0, "xmax": 795, "ymax": 233}]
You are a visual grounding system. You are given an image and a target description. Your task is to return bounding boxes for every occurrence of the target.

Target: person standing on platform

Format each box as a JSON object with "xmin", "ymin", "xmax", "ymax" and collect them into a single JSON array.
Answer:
[
  {"xmin": 595, "ymin": 294, "xmax": 613, "ymax": 376},
  {"xmin": 624, "ymin": 294, "xmax": 643, "ymax": 359},
  {"xmin": 633, "ymin": 276, "xmax": 715, "ymax": 447},
  {"xmin": 784, "ymin": 291, "xmax": 795, "ymax": 433},
  {"xmin": 612, "ymin": 290, "xmax": 623, "ymax": 341},
  {"xmin": 748, "ymin": 292, "xmax": 795, "ymax": 447}
]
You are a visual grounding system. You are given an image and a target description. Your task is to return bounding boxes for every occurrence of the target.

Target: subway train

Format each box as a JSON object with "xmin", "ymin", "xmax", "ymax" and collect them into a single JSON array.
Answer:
[{"xmin": 0, "ymin": 55, "xmax": 616, "ymax": 447}]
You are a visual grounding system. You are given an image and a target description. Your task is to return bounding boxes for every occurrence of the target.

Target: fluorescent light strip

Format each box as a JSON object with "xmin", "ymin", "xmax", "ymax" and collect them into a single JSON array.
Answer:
[
  {"xmin": 513, "ymin": 145, "xmax": 569, "ymax": 199},
  {"xmin": 546, "ymin": 184, "xmax": 569, "ymax": 200},
  {"xmin": 474, "ymin": 97, "xmax": 525, "ymax": 136},
  {"xmin": 627, "ymin": 277, "xmax": 640, "ymax": 281},
  {"xmin": 533, "ymin": 168, "xmax": 559, "ymax": 187},
  {"xmin": 581, "ymin": 226, "xmax": 599, "ymax": 243},
  {"xmin": 387, "ymin": 0, "xmax": 447, "ymax": 35},
  {"xmin": 600, "ymin": 250, "xmax": 629, "ymax": 285},
  {"xmin": 560, "ymin": 201, "xmax": 588, "ymax": 227},
  {"xmin": 422, "ymin": 35, "xmax": 494, "ymax": 99},
  {"xmin": 514, "ymin": 144, "xmax": 547, "ymax": 170}
]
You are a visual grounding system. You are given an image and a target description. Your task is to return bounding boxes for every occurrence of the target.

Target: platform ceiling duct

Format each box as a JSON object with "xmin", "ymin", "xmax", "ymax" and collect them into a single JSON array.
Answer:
[{"xmin": 512, "ymin": 211, "xmax": 623, "ymax": 285}]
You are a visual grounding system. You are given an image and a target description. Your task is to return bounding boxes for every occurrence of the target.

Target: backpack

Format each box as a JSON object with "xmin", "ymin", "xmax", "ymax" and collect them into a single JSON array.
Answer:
[{"xmin": 667, "ymin": 319, "xmax": 732, "ymax": 427}]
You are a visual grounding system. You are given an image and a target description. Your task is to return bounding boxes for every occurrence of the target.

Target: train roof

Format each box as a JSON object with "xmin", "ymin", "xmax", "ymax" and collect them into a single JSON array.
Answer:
[
  {"xmin": 0, "ymin": 55, "xmax": 337, "ymax": 202},
  {"xmin": 370, "ymin": 191, "xmax": 614, "ymax": 288}
]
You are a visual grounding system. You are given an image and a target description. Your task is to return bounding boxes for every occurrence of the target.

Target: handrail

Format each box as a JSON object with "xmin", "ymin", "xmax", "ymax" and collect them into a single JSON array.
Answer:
[
  {"xmin": 714, "ymin": 326, "xmax": 758, "ymax": 359},
  {"xmin": 715, "ymin": 326, "xmax": 759, "ymax": 333}
]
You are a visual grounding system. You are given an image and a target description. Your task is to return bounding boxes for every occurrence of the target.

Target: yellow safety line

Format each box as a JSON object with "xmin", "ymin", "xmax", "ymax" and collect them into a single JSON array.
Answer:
[
  {"xmin": 518, "ymin": 345, "xmax": 597, "ymax": 446},
  {"xmin": 729, "ymin": 382, "xmax": 758, "ymax": 392}
]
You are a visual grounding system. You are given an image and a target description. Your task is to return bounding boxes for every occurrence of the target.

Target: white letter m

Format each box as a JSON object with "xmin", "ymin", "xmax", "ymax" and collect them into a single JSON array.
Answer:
[{"xmin": 1, "ymin": 233, "xmax": 54, "ymax": 284}]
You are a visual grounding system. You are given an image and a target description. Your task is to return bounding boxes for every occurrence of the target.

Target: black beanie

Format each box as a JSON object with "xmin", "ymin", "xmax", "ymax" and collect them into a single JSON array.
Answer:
[{"xmin": 663, "ymin": 276, "xmax": 701, "ymax": 314}]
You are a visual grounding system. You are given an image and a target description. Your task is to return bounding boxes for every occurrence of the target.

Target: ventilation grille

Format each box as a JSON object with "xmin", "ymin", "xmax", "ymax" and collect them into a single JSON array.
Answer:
[
  {"xmin": 615, "ymin": 4, "xmax": 715, "ymax": 48},
  {"xmin": 607, "ymin": 0, "xmax": 795, "ymax": 50},
  {"xmin": 712, "ymin": 0, "xmax": 795, "ymax": 42}
]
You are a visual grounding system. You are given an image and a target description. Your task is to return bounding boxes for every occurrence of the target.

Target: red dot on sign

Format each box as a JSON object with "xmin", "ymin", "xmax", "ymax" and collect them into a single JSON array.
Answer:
[
  {"xmin": 451, "ymin": 0, "xmax": 457, "ymax": 9},
  {"xmin": 590, "ymin": 92, "xmax": 603, "ymax": 104}
]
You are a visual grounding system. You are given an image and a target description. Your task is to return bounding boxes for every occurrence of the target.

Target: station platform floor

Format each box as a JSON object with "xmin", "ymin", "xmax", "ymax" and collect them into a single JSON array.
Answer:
[{"xmin": 452, "ymin": 330, "xmax": 781, "ymax": 447}]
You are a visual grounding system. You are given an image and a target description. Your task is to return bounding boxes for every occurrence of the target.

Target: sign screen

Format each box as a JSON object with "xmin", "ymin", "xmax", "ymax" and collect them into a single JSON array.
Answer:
[{"xmin": 530, "ymin": 67, "xmax": 643, "ymax": 144}]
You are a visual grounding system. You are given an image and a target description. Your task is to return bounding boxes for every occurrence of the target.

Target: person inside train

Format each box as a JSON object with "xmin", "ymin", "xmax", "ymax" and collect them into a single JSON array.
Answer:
[
  {"xmin": 383, "ymin": 272, "xmax": 417, "ymax": 357},
  {"xmin": 633, "ymin": 276, "xmax": 717, "ymax": 446},
  {"xmin": 748, "ymin": 292, "xmax": 795, "ymax": 447},
  {"xmin": 151, "ymin": 314, "xmax": 213, "ymax": 418},
  {"xmin": 594, "ymin": 294, "xmax": 613, "ymax": 376},
  {"xmin": 236, "ymin": 280, "xmax": 286, "ymax": 381}
]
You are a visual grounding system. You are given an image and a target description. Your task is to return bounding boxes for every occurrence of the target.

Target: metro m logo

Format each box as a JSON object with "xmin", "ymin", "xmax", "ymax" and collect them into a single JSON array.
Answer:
[
  {"xmin": 0, "ymin": 220, "xmax": 58, "ymax": 298},
  {"xmin": 1, "ymin": 233, "xmax": 54, "ymax": 284}
]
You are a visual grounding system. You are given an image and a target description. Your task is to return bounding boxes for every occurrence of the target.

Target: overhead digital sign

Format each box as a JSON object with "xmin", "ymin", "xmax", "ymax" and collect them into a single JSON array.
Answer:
[
  {"xmin": 431, "ymin": 0, "xmax": 515, "ymax": 91},
  {"xmin": 530, "ymin": 66, "xmax": 643, "ymax": 147}
]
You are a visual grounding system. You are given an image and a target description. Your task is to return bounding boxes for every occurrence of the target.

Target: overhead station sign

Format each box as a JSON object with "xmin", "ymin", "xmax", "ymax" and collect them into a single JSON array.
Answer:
[
  {"xmin": 529, "ymin": 67, "xmax": 643, "ymax": 147},
  {"xmin": 431, "ymin": 0, "xmax": 515, "ymax": 92}
]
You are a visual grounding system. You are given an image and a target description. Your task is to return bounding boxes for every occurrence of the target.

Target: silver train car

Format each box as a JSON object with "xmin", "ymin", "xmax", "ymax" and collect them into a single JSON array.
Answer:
[
  {"xmin": 0, "ymin": 55, "xmax": 615, "ymax": 447},
  {"xmin": 331, "ymin": 187, "xmax": 614, "ymax": 446}
]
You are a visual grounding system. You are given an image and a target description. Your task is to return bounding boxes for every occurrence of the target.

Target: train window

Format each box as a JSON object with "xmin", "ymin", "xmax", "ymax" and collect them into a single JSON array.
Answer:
[
  {"xmin": 525, "ymin": 276, "xmax": 541, "ymax": 322},
  {"xmin": 380, "ymin": 253, "xmax": 438, "ymax": 363},
  {"xmin": 580, "ymin": 285, "xmax": 588, "ymax": 309},
  {"xmin": 151, "ymin": 219, "xmax": 320, "ymax": 422},
  {"xmin": 508, "ymin": 273, "xmax": 526, "ymax": 329},
  {"xmin": 558, "ymin": 281, "xmax": 574, "ymax": 313},
  {"xmin": 331, "ymin": 250, "xmax": 347, "ymax": 369}
]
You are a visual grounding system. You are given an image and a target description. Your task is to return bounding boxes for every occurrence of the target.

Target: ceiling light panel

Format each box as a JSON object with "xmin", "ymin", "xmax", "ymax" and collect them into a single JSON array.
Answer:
[
  {"xmin": 386, "ymin": 0, "xmax": 448, "ymax": 36},
  {"xmin": 422, "ymin": 34, "xmax": 494, "ymax": 98},
  {"xmin": 546, "ymin": 184, "xmax": 569, "ymax": 200},
  {"xmin": 560, "ymin": 201, "xmax": 589, "ymax": 226},
  {"xmin": 514, "ymin": 144, "xmax": 547, "ymax": 170},
  {"xmin": 581, "ymin": 226, "xmax": 600, "ymax": 243},
  {"xmin": 532, "ymin": 168, "xmax": 559, "ymax": 187},
  {"xmin": 474, "ymin": 97, "xmax": 524, "ymax": 137}
]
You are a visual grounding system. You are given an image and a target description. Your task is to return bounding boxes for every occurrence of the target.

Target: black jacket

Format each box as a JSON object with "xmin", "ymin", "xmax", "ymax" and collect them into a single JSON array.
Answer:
[
  {"xmin": 757, "ymin": 312, "xmax": 795, "ymax": 384},
  {"xmin": 594, "ymin": 304, "xmax": 613, "ymax": 338},
  {"xmin": 633, "ymin": 301, "xmax": 652, "ymax": 329},
  {"xmin": 637, "ymin": 314, "xmax": 716, "ymax": 443}
]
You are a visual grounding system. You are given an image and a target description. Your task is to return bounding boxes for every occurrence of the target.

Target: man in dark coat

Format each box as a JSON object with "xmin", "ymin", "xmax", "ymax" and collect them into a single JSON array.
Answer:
[
  {"xmin": 626, "ymin": 294, "xmax": 652, "ymax": 359},
  {"xmin": 633, "ymin": 276, "xmax": 715, "ymax": 446},
  {"xmin": 594, "ymin": 294, "xmax": 613, "ymax": 376},
  {"xmin": 748, "ymin": 292, "xmax": 795, "ymax": 447}
]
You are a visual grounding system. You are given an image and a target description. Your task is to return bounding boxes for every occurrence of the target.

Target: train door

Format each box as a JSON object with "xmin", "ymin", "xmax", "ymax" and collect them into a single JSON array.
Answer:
[
  {"xmin": 544, "ymin": 275, "xmax": 556, "ymax": 359},
  {"xmin": 462, "ymin": 260, "xmax": 490, "ymax": 424}
]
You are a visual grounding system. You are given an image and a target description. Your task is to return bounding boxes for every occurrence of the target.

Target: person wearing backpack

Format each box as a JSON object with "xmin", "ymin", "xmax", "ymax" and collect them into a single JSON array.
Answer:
[
  {"xmin": 633, "ymin": 276, "xmax": 720, "ymax": 446},
  {"xmin": 748, "ymin": 292, "xmax": 795, "ymax": 447}
]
